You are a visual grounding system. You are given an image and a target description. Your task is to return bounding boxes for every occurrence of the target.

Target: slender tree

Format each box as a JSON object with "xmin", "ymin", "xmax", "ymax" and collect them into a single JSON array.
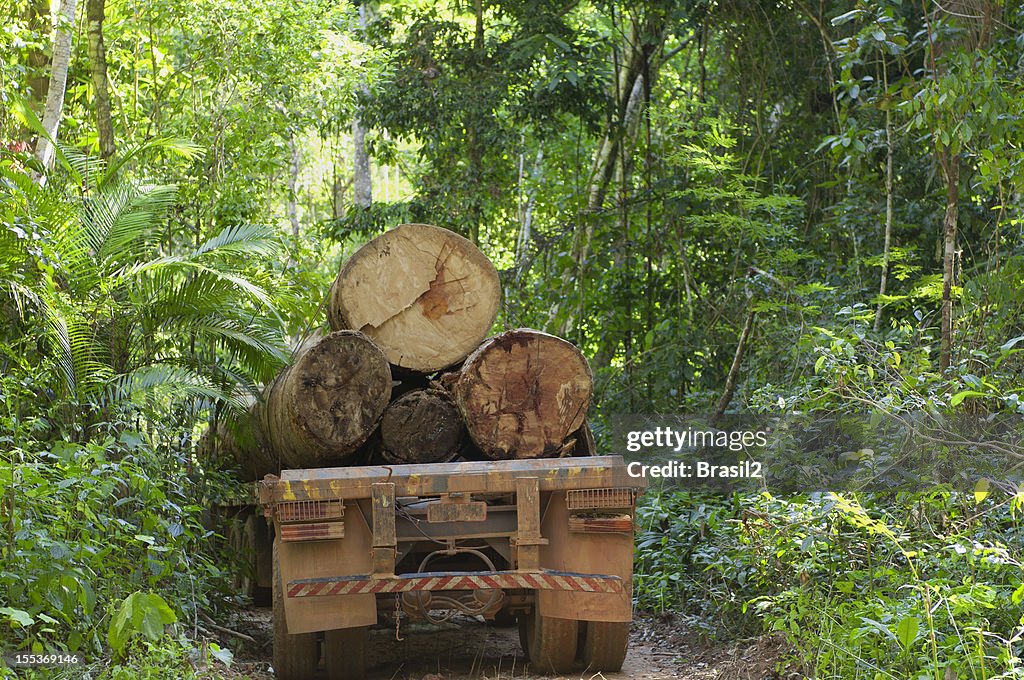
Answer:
[
  {"xmin": 352, "ymin": 2, "xmax": 373, "ymax": 208},
  {"xmin": 86, "ymin": 0, "xmax": 116, "ymax": 159},
  {"xmin": 34, "ymin": 0, "xmax": 79, "ymax": 176}
]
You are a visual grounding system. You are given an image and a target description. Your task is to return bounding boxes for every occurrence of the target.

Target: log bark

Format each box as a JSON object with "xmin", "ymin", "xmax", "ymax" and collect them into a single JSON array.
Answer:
[
  {"xmin": 328, "ymin": 223, "xmax": 501, "ymax": 373},
  {"xmin": 380, "ymin": 388, "xmax": 464, "ymax": 464},
  {"xmin": 256, "ymin": 330, "xmax": 392, "ymax": 468},
  {"xmin": 224, "ymin": 410, "xmax": 276, "ymax": 481},
  {"xmin": 197, "ymin": 412, "xmax": 276, "ymax": 482},
  {"xmin": 454, "ymin": 329, "xmax": 593, "ymax": 460}
]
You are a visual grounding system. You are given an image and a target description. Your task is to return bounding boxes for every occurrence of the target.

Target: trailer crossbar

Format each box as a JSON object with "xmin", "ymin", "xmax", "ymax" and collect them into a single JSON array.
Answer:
[{"xmin": 286, "ymin": 569, "xmax": 624, "ymax": 598}]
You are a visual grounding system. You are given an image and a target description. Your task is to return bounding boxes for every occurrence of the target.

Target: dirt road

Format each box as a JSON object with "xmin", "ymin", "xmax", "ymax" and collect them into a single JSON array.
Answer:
[{"xmin": 221, "ymin": 609, "xmax": 789, "ymax": 680}]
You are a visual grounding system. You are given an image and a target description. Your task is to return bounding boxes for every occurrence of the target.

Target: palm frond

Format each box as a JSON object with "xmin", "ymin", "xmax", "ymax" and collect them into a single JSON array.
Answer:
[
  {"xmin": 10, "ymin": 99, "xmax": 92, "ymax": 185},
  {"xmin": 105, "ymin": 364, "xmax": 249, "ymax": 411},
  {"xmin": 192, "ymin": 223, "xmax": 280, "ymax": 260},
  {"xmin": 189, "ymin": 264, "xmax": 276, "ymax": 308},
  {"xmin": 96, "ymin": 183, "xmax": 178, "ymax": 265},
  {"xmin": 98, "ymin": 138, "xmax": 205, "ymax": 189}
]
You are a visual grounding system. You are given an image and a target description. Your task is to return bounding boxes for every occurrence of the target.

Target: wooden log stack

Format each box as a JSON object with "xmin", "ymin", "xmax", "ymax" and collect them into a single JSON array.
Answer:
[{"xmin": 218, "ymin": 223, "xmax": 595, "ymax": 478}]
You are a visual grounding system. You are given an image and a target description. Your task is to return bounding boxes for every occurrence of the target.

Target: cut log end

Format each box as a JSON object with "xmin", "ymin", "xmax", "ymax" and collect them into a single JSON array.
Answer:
[
  {"xmin": 380, "ymin": 388, "xmax": 465, "ymax": 464},
  {"xmin": 454, "ymin": 329, "xmax": 593, "ymax": 460},
  {"xmin": 261, "ymin": 330, "xmax": 392, "ymax": 468},
  {"xmin": 328, "ymin": 223, "xmax": 501, "ymax": 373}
]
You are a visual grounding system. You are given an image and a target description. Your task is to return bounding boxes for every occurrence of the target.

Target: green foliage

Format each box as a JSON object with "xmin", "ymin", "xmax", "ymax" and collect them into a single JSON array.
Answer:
[
  {"xmin": 108, "ymin": 592, "xmax": 177, "ymax": 657},
  {"xmin": 1, "ymin": 134, "xmax": 287, "ymax": 434},
  {"xmin": 0, "ymin": 424, "xmax": 221, "ymax": 658},
  {"xmin": 2, "ymin": 0, "xmax": 1024, "ymax": 676},
  {"xmin": 636, "ymin": 489, "xmax": 1024, "ymax": 676}
]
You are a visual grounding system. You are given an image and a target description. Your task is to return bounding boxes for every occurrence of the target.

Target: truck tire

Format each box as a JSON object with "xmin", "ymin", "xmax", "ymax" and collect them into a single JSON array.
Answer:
[
  {"xmin": 580, "ymin": 621, "xmax": 629, "ymax": 672},
  {"xmin": 272, "ymin": 543, "xmax": 318, "ymax": 680},
  {"xmin": 486, "ymin": 608, "xmax": 517, "ymax": 628},
  {"xmin": 324, "ymin": 626, "xmax": 367, "ymax": 680},
  {"xmin": 517, "ymin": 614, "xmax": 530, "ymax": 656},
  {"xmin": 522, "ymin": 609, "xmax": 577, "ymax": 674}
]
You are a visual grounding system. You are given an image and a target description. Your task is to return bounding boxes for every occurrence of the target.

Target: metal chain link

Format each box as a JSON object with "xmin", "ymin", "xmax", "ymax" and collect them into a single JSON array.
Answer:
[{"xmin": 394, "ymin": 594, "xmax": 404, "ymax": 641}]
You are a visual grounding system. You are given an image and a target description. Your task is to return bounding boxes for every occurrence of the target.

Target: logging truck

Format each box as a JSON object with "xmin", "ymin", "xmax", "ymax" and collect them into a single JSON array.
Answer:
[
  {"xmin": 257, "ymin": 454, "xmax": 645, "ymax": 679},
  {"xmin": 211, "ymin": 223, "xmax": 641, "ymax": 677}
]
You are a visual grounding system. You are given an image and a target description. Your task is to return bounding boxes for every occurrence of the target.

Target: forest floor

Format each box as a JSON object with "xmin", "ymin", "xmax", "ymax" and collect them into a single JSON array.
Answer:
[{"xmin": 214, "ymin": 607, "xmax": 794, "ymax": 680}]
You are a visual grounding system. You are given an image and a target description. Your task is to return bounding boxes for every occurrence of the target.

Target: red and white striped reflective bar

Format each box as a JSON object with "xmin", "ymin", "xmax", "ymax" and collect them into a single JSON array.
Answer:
[{"xmin": 286, "ymin": 570, "xmax": 624, "ymax": 598}]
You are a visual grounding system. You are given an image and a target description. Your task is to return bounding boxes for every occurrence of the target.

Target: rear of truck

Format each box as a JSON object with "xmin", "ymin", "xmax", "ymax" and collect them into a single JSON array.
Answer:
[{"xmin": 258, "ymin": 454, "xmax": 645, "ymax": 679}]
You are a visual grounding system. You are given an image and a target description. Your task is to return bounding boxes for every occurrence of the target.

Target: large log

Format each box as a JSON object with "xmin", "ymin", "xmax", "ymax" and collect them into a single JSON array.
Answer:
[
  {"xmin": 453, "ymin": 329, "xmax": 593, "ymax": 460},
  {"xmin": 224, "ymin": 410, "xmax": 277, "ymax": 481},
  {"xmin": 256, "ymin": 330, "xmax": 392, "ymax": 468},
  {"xmin": 328, "ymin": 223, "xmax": 501, "ymax": 373},
  {"xmin": 380, "ymin": 388, "xmax": 464, "ymax": 464}
]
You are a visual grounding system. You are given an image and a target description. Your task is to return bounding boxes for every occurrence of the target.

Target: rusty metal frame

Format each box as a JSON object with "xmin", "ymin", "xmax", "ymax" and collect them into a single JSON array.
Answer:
[{"xmin": 258, "ymin": 455, "xmax": 643, "ymax": 504}]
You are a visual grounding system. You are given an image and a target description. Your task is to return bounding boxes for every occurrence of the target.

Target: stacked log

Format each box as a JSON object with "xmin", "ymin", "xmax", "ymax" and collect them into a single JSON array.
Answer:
[
  {"xmin": 380, "ymin": 388, "xmax": 464, "ymax": 464},
  {"xmin": 217, "ymin": 224, "xmax": 596, "ymax": 476},
  {"xmin": 453, "ymin": 329, "xmax": 592, "ymax": 460},
  {"xmin": 328, "ymin": 223, "xmax": 501, "ymax": 373}
]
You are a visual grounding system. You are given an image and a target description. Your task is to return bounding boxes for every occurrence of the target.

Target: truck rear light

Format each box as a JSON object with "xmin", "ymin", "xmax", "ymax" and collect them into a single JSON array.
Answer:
[
  {"xmin": 280, "ymin": 521, "xmax": 345, "ymax": 542},
  {"xmin": 277, "ymin": 499, "xmax": 344, "ymax": 522},
  {"xmin": 566, "ymin": 488, "xmax": 637, "ymax": 510},
  {"xmin": 277, "ymin": 500, "xmax": 345, "ymax": 542},
  {"xmin": 568, "ymin": 513, "xmax": 634, "ymax": 533}
]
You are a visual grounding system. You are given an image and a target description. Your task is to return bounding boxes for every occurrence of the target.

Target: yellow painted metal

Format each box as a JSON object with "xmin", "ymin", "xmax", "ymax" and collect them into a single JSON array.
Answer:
[{"xmin": 259, "ymin": 455, "xmax": 641, "ymax": 505}]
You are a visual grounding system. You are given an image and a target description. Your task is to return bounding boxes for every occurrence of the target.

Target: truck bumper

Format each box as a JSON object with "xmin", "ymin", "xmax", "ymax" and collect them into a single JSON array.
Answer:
[{"xmin": 286, "ymin": 569, "xmax": 625, "ymax": 598}]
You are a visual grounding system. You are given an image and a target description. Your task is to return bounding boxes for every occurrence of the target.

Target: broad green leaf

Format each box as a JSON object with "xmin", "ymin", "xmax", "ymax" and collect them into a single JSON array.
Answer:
[
  {"xmin": 107, "ymin": 591, "xmax": 177, "ymax": 656},
  {"xmin": 950, "ymin": 390, "xmax": 987, "ymax": 406},
  {"xmin": 210, "ymin": 643, "xmax": 234, "ymax": 667},
  {"xmin": 974, "ymin": 478, "xmax": 990, "ymax": 504},
  {"xmin": 0, "ymin": 607, "xmax": 35, "ymax": 627},
  {"xmin": 895, "ymin": 616, "xmax": 919, "ymax": 650},
  {"xmin": 1001, "ymin": 335, "xmax": 1024, "ymax": 353},
  {"xmin": 831, "ymin": 9, "xmax": 864, "ymax": 25},
  {"xmin": 108, "ymin": 595, "xmax": 135, "ymax": 653}
]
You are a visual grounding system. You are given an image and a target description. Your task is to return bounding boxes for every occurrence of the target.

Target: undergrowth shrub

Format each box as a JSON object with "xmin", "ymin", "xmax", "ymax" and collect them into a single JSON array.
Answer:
[
  {"xmin": 0, "ymin": 414, "xmax": 224, "ymax": 662},
  {"xmin": 635, "ymin": 487, "xmax": 1024, "ymax": 677}
]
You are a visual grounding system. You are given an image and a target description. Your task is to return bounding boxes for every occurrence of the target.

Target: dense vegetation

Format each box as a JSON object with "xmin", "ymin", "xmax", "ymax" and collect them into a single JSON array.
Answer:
[{"xmin": 1, "ymin": 0, "xmax": 1022, "ymax": 677}]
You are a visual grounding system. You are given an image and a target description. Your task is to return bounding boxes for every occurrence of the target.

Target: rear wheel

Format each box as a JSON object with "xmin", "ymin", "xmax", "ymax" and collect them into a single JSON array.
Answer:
[
  {"xmin": 580, "ymin": 621, "xmax": 630, "ymax": 672},
  {"xmin": 324, "ymin": 626, "xmax": 368, "ymax": 680},
  {"xmin": 272, "ymin": 542, "xmax": 318, "ymax": 680},
  {"xmin": 522, "ymin": 608, "xmax": 577, "ymax": 674},
  {"xmin": 517, "ymin": 613, "xmax": 530, "ymax": 656}
]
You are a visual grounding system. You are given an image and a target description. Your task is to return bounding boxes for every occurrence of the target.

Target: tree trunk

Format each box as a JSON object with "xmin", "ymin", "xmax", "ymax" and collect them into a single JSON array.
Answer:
[
  {"xmin": 380, "ymin": 388, "xmax": 464, "ymax": 464},
  {"xmin": 352, "ymin": 3, "xmax": 373, "ymax": 208},
  {"xmin": 25, "ymin": 0, "xmax": 51, "ymax": 112},
  {"xmin": 328, "ymin": 223, "xmax": 501, "ymax": 373},
  {"xmin": 454, "ymin": 329, "xmax": 593, "ymax": 460},
  {"xmin": 552, "ymin": 5, "xmax": 669, "ymax": 336},
  {"xmin": 873, "ymin": 94, "xmax": 894, "ymax": 332},
  {"xmin": 86, "ymin": 0, "xmax": 115, "ymax": 159},
  {"xmin": 939, "ymin": 148, "xmax": 959, "ymax": 372},
  {"xmin": 34, "ymin": 0, "xmax": 79, "ymax": 176},
  {"xmin": 515, "ymin": 146, "xmax": 543, "ymax": 281},
  {"xmin": 711, "ymin": 301, "xmax": 756, "ymax": 427},
  {"xmin": 287, "ymin": 134, "xmax": 301, "ymax": 238},
  {"xmin": 255, "ymin": 330, "xmax": 392, "ymax": 469}
]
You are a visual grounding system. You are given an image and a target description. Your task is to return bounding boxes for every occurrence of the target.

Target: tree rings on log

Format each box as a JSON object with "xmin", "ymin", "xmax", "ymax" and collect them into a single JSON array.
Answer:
[
  {"xmin": 380, "ymin": 388, "xmax": 464, "ymax": 464},
  {"xmin": 327, "ymin": 223, "xmax": 501, "ymax": 373},
  {"xmin": 257, "ymin": 330, "xmax": 392, "ymax": 468},
  {"xmin": 454, "ymin": 329, "xmax": 593, "ymax": 460}
]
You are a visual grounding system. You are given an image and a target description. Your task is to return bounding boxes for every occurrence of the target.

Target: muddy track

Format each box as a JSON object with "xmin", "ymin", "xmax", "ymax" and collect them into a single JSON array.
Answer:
[{"xmin": 218, "ymin": 608, "xmax": 790, "ymax": 680}]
